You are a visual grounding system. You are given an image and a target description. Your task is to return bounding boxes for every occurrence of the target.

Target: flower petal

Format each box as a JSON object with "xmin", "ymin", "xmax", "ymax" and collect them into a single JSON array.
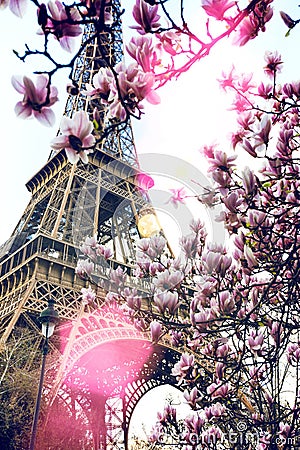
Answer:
[
  {"xmin": 59, "ymin": 36, "xmax": 76, "ymax": 53},
  {"xmin": 9, "ymin": 0, "xmax": 27, "ymax": 17},
  {"xmin": 34, "ymin": 108, "xmax": 55, "ymax": 127},
  {"xmin": 11, "ymin": 75, "xmax": 26, "ymax": 94},
  {"xmin": 65, "ymin": 148, "xmax": 79, "ymax": 164},
  {"xmin": 79, "ymin": 151, "xmax": 89, "ymax": 164},
  {"xmin": 14, "ymin": 102, "xmax": 32, "ymax": 119},
  {"xmin": 0, "ymin": 0, "xmax": 9, "ymax": 10},
  {"xmin": 74, "ymin": 111, "xmax": 93, "ymax": 138},
  {"xmin": 50, "ymin": 135, "xmax": 69, "ymax": 150},
  {"xmin": 82, "ymin": 135, "xmax": 96, "ymax": 148},
  {"xmin": 146, "ymin": 90, "xmax": 160, "ymax": 105},
  {"xmin": 59, "ymin": 116, "xmax": 74, "ymax": 136},
  {"xmin": 23, "ymin": 76, "xmax": 38, "ymax": 103}
]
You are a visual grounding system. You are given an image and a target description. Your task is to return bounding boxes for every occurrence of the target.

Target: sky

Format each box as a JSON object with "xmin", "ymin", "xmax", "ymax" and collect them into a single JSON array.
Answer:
[{"xmin": 0, "ymin": 0, "xmax": 300, "ymax": 435}]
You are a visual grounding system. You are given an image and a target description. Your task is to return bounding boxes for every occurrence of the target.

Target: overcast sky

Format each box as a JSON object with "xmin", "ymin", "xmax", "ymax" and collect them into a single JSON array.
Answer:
[{"xmin": 0, "ymin": 1, "xmax": 299, "ymax": 246}]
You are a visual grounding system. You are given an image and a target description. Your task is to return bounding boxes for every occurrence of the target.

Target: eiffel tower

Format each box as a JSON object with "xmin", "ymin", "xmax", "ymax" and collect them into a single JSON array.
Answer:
[{"xmin": 0, "ymin": 2, "xmax": 187, "ymax": 449}]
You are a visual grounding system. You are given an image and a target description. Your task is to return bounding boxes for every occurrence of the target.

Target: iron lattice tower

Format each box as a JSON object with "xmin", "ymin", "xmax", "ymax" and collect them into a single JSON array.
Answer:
[{"xmin": 0, "ymin": 3, "xmax": 187, "ymax": 449}]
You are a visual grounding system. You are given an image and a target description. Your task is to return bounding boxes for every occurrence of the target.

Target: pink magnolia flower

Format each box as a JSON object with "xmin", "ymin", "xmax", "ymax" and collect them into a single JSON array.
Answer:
[
  {"xmin": 96, "ymin": 244, "xmax": 113, "ymax": 259},
  {"xmin": 204, "ymin": 402, "xmax": 226, "ymax": 420},
  {"xmin": 207, "ymin": 150, "xmax": 237, "ymax": 173},
  {"xmin": 222, "ymin": 191, "xmax": 244, "ymax": 213},
  {"xmin": 150, "ymin": 320, "xmax": 162, "ymax": 343},
  {"xmin": 168, "ymin": 188, "xmax": 187, "ymax": 208},
  {"xmin": 230, "ymin": 130, "xmax": 245, "ymax": 149},
  {"xmin": 153, "ymin": 291, "xmax": 180, "ymax": 315},
  {"xmin": 190, "ymin": 219, "xmax": 208, "ymax": 238},
  {"xmin": 244, "ymin": 245, "xmax": 258, "ymax": 269},
  {"xmin": 215, "ymin": 361, "xmax": 225, "ymax": 379},
  {"xmin": 83, "ymin": 66, "xmax": 114, "ymax": 99},
  {"xmin": 242, "ymin": 167, "xmax": 256, "ymax": 194},
  {"xmin": 203, "ymin": 246, "xmax": 232, "ymax": 276},
  {"xmin": 254, "ymin": 115, "xmax": 272, "ymax": 148},
  {"xmin": 200, "ymin": 143, "xmax": 216, "ymax": 159},
  {"xmin": 217, "ymin": 66, "xmax": 236, "ymax": 91},
  {"xmin": 128, "ymin": 69, "xmax": 160, "ymax": 104},
  {"xmin": 137, "ymin": 238, "xmax": 150, "ymax": 253},
  {"xmin": 212, "ymin": 291, "xmax": 236, "ymax": 315},
  {"xmin": 249, "ymin": 366, "xmax": 266, "ymax": 387},
  {"xmin": 201, "ymin": 0, "xmax": 235, "ymax": 21},
  {"xmin": 75, "ymin": 259, "xmax": 94, "ymax": 278},
  {"xmin": 229, "ymin": 93, "xmax": 251, "ymax": 113},
  {"xmin": 11, "ymin": 75, "xmax": 58, "ymax": 126},
  {"xmin": 207, "ymin": 381, "xmax": 232, "ymax": 399},
  {"xmin": 51, "ymin": 110, "xmax": 95, "ymax": 164},
  {"xmin": 191, "ymin": 308, "xmax": 213, "ymax": 330},
  {"xmin": 257, "ymin": 81, "xmax": 273, "ymax": 99},
  {"xmin": 153, "ymin": 269, "xmax": 183, "ymax": 291},
  {"xmin": 237, "ymin": 112, "xmax": 255, "ymax": 129},
  {"xmin": 156, "ymin": 31, "xmax": 182, "ymax": 56},
  {"xmin": 40, "ymin": 1, "xmax": 82, "ymax": 52},
  {"xmin": 237, "ymin": 72, "xmax": 256, "ymax": 93},
  {"xmin": 126, "ymin": 291, "xmax": 142, "ymax": 310},
  {"xmin": 241, "ymin": 138, "xmax": 257, "ymax": 158},
  {"xmin": 148, "ymin": 235, "xmax": 166, "ymax": 258},
  {"xmin": 131, "ymin": 0, "xmax": 161, "ymax": 35},
  {"xmin": 264, "ymin": 50, "xmax": 283, "ymax": 78},
  {"xmin": 79, "ymin": 235, "xmax": 98, "ymax": 260},
  {"xmin": 1, "ymin": 0, "xmax": 27, "ymax": 16},
  {"xmin": 134, "ymin": 317, "xmax": 148, "ymax": 332},
  {"xmin": 247, "ymin": 330, "xmax": 265, "ymax": 354},
  {"xmin": 287, "ymin": 342, "xmax": 300, "ymax": 365},
  {"xmin": 280, "ymin": 11, "xmax": 295, "ymax": 29},
  {"xmin": 81, "ymin": 286, "xmax": 96, "ymax": 304},
  {"xmin": 185, "ymin": 413, "xmax": 205, "ymax": 434},
  {"xmin": 110, "ymin": 266, "xmax": 127, "ymax": 287},
  {"xmin": 279, "ymin": 422, "xmax": 292, "ymax": 440},
  {"xmin": 157, "ymin": 404, "xmax": 177, "ymax": 425},
  {"xmin": 180, "ymin": 235, "xmax": 200, "ymax": 259},
  {"xmin": 233, "ymin": 5, "xmax": 273, "ymax": 46},
  {"xmin": 170, "ymin": 330, "xmax": 183, "ymax": 347},
  {"xmin": 216, "ymin": 343, "xmax": 231, "ymax": 358},
  {"xmin": 183, "ymin": 387, "xmax": 201, "ymax": 408},
  {"xmin": 85, "ymin": 62, "xmax": 160, "ymax": 120},
  {"xmin": 232, "ymin": 16, "xmax": 259, "ymax": 47},
  {"xmin": 126, "ymin": 35, "xmax": 161, "ymax": 73},
  {"xmin": 172, "ymin": 353, "xmax": 195, "ymax": 383},
  {"xmin": 81, "ymin": 0, "xmax": 112, "ymax": 22}
]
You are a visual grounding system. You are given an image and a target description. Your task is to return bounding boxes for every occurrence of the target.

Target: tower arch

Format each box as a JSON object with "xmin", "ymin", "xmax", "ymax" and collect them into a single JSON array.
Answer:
[{"xmin": 44, "ymin": 306, "xmax": 185, "ymax": 450}]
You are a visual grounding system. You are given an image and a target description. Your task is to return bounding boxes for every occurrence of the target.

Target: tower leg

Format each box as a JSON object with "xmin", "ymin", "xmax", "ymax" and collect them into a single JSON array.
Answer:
[
  {"xmin": 91, "ymin": 395, "xmax": 107, "ymax": 450},
  {"xmin": 0, "ymin": 278, "xmax": 36, "ymax": 350}
]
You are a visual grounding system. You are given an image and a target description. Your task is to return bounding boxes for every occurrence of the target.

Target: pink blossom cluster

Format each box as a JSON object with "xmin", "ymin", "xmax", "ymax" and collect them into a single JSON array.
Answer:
[
  {"xmin": 7, "ymin": 0, "xmax": 282, "ymax": 131},
  {"xmin": 11, "ymin": 74, "xmax": 58, "ymax": 126},
  {"xmin": 51, "ymin": 110, "xmax": 95, "ymax": 163},
  {"xmin": 84, "ymin": 61, "xmax": 160, "ymax": 121},
  {"xmin": 37, "ymin": 1, "xmax": 82, "ymax": 52},
  {"xmin": 232, "ymin": 0, "xmax": 274, "ymax": 46},
  {"xmin": 95, "ymin": 51, "xmax": 300, "ymax": 445}
]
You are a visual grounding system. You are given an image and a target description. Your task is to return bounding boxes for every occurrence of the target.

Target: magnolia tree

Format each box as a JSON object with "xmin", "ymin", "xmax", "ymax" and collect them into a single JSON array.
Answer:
[
  {"xmin": 3, "ymin": 0, "xmax": 300, "ymax": 449},
  {"xmin": 77, "ymin": 53, "xmax": 300, "ymax": 449}
]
